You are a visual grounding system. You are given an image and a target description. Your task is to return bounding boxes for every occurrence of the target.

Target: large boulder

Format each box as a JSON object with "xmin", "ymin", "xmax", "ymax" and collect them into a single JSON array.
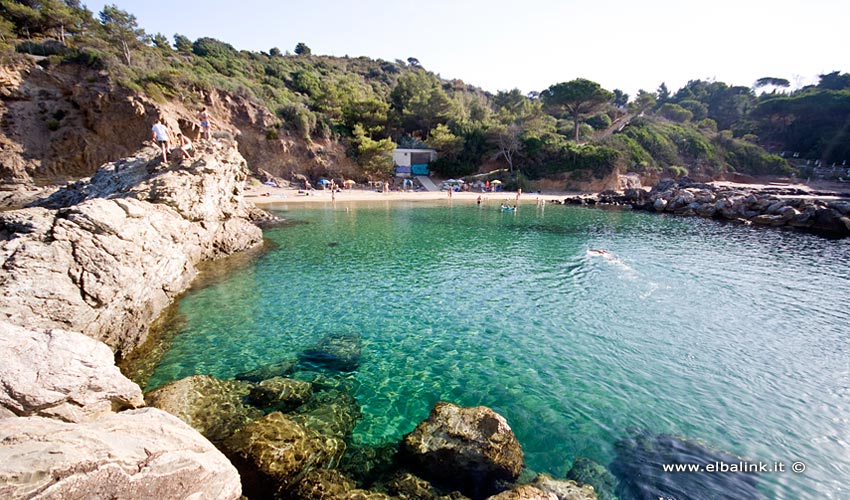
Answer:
[
  {"xmin": 145, "ymin": 374, "xmax": 263, "ymax": 444},
  {"xmin": 0, "ymin": 141, "xmax": 265, "ymax": 356},
  {"xmin": 402, "ymin": 402, "xmax": 524, "ymax": 499},
  {"xmin": 224, "ymin": 411, "xmax": 346, "ymax": 497},
  {"xmin": 0, "ymin": 321, "xmax": 143, "ymax": 422},
  {"xmin": 0, "ymin": 408, "xmax": 241, "ymax": 500}
]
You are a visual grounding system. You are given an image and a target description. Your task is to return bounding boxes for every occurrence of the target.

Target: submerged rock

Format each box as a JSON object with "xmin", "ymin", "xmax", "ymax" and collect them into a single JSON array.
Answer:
[
  {"xmin": 248, "ymin": 376, "xmax": 314, "ymax": 412},
  {"xmin": 0, "ymin": 408, "xmax": 241, "ymax": 500},
  {"xmin": 609, "ymin": 431, "xmax": 762, "ymax": 500},
  {"xmin": 565, "ymin": 457, "xmax": 618, "ymax": 500},
  {"xmin": 388, "ymin": 471, "xmax": 470, "ymax": 500},
  {"xmin": 290, "ymin": 469, "xmax": 357, "ymax": 500},
  {"xmin": 339, "ymin": 442, "xmax": 402, "ymax": 486},
  {"xmin": 224, "ymin": 411, "xmax": 346, "ymax": 498},
  {"xmin": 0, "ymin": 321, "xmax": 143, "ymax": 422},
  {"xmin": 291, "ymin": 388, "xmax": 363, "ymax": 439},
  {"xmin": 235, "ymin": 357, "xmax": 298, "ymax": 382},
  {"xmin": 298, "ymin": 332, "xmax": 363, "ymax": 372},
  {"xmin": 402, "ymin": 402, "xmax": 525, "ymax": 499},
  {"xmin": 144, "ymin": 374, "xmax": 262, "ymax": 445}
]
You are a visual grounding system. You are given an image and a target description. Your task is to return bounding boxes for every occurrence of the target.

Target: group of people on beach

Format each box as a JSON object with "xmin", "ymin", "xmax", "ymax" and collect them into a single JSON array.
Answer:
[{"xmin": 150, "ymin": 107, "xmax": 212, "ymax": 164}]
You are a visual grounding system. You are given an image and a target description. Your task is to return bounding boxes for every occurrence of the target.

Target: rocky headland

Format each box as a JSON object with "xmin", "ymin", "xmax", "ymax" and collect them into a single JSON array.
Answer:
[
  {"xmin": 0, "ymin": 140, "xmax": 269, "ymax": 499},
  {"xmin": 557, "ymin": 178, "xmax": 850, "ymax": 237}
]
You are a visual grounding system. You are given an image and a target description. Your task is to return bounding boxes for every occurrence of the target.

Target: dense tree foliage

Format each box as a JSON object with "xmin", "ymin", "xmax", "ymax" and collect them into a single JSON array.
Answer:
[{"xmin": 3, "ymin": 2, "xmax": 845, "ymax": 182}]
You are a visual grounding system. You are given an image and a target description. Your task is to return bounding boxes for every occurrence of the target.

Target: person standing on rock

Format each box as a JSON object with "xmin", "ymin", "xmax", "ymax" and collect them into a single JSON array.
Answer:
[
  {"xmin": 198, "ymin": 107, "xmax": 211, "ymax": 141},
  {"xmin": 151, "ymin": 119, "xmax": 171, "ymax": 163}
]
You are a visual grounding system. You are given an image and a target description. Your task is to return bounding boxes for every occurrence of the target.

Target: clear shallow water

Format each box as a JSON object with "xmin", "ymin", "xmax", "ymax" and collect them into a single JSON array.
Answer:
[{"xmin": 147, "ymin": 200, "xmax": 850, "ymax": 499}]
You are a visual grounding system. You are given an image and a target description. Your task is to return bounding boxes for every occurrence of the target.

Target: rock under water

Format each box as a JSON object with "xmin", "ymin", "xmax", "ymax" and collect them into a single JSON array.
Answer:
[{"xmin": 609, "ymin": 430, "xmax": 762, "ymax": 500}]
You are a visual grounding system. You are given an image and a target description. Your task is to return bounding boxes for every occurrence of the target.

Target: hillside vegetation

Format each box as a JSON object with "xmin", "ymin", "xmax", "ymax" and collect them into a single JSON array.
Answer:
[{"xmin": 2, "ymin": 1, "xmax": 849, "ymax": 189}]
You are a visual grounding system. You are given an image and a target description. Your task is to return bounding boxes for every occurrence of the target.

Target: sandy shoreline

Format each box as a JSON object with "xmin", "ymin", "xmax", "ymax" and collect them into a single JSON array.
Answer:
[
  {"xmin": 245, "ymin": 186, "xmax": 566, "ymax": 206},
  {"xmin": 245, "ymin": 178, "xmax": 849, "ymax": 206}
]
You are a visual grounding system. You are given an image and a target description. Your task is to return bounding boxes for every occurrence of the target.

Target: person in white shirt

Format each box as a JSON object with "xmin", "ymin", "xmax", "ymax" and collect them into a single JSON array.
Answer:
[{"xmin": 151, "ymin": 119, "xmax": 171, "ymax": 163}]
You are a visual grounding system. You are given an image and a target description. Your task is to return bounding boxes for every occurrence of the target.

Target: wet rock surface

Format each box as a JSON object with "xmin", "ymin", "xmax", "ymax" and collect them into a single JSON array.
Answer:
[
  {"xmin": 402, "ymin": 402, "xmax": 525, "ymax": 499},
  {"xmin": 224, "ymin": 411, "xmax": 347, "ymax": 498},
  {"xmin": 145, "ymin": 374, "xmax": 264, "ymax": 445},
  {"xmin": 248, "ymin": 376, "xmax": 315, "ymax": 412}
]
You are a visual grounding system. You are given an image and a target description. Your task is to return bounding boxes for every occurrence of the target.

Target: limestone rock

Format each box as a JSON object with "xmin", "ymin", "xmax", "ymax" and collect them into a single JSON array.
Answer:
[
  {"xmin": 145, "ymin": 374, "xmax": 263, "ymax": 444},
  {"xmin": 0, "ymin": 142, "xmax": 264, "ymax": 356},
  {"xmin": 0, "ymin": 321, "xmax": 143, "ymax": 422},
  {"xmin": 402, "ymin": 402, "xmax": 524, "ymax": 498},
  {"xmin": 224, "ymin": 411, "xmax": 346, "ymax": 495},
  {"xmin": 0, "ymin": 408, "xmax": 241, "ymax": 500}
]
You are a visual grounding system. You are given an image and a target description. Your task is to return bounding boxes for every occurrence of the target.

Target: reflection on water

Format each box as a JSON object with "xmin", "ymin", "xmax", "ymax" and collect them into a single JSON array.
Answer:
[{"xmin": 146, "ymin": 201, "xmax": 850, "ymax": 499}]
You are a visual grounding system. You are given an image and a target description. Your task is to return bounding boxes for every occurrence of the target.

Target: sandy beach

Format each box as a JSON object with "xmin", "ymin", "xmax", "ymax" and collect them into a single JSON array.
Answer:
[
  {"xmin": 245, "ymin": 178, "xmax": 849, "ymax": 206},
  {"xmin": 245, "ymin": 185, "xmax": 563, "ymax": 206}
]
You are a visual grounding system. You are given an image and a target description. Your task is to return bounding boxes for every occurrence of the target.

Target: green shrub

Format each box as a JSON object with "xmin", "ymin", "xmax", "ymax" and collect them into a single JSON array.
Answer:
[
  {"xmin": 46, "ymin": 118, "xmax": 60, "ymax": 131},
  {"xmin": 266, "ymin": 128, "xmax": 279, "ymax": 140},
  {"xmin": 16, "ymin": 40, "xmax": 67, "ymax": 56},
  {"xmin": 666, "ymin": 165, "xmax": 688, "ymax": 177}
]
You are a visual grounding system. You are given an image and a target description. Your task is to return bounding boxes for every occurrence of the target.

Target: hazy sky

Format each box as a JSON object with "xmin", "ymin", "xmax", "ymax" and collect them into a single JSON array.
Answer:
[{"xmin": 84, "ymin": 0, "xmax": 847, "ymax": 97}]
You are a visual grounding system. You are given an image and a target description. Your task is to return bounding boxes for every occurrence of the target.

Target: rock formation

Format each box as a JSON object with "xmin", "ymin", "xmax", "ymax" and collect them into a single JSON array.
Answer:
[
  {"xmin": 1, "ymin": 139, "xmax": 265, "ymax": 355},
  {"xmin": 0, "ymin": 408, "xmax": 242, "ymax": 500},
  {"xmin": 402, "ymin": 402, "xmax": 525, "ymax": 499},
  {"xmin": 0, "ymin": 140, "xmax": 270, "ymax": 499},
  {"xmin": 0, "ymin": 322, "xmax": 143, "ymax": 422},
  {"xmin": 558, "ymin": 178, "xmax": 850, "ymax": 236}
]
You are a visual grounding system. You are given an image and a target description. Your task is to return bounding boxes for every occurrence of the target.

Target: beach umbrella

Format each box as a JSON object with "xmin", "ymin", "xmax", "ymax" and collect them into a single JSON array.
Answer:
[
  {"xmin": 317, "ymin": 179, "xmax": 331, "ymax": 185},
  {"xmin": 343, "ymin": 179, "xmax": 356, "ymax": 186},
  {"xmin": 491, "ymin": 180, "xmax": 502, "ymax": 184}
]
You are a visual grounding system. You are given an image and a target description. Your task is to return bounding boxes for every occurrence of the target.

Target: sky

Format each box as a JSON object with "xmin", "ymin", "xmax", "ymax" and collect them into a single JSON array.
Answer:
[{"xmin": 83, "ymin": 0, "xmax": 848, "ymax": 98}]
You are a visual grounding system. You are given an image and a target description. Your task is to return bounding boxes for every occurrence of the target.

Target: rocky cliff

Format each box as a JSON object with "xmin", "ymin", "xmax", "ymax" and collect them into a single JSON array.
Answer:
[
  {"xmin": 0, "ymin": 139, "xmax": 270, "ymax": 499},
  {"xmin": 0, "ymin": 58, "xmax": 357, "ymax": 206},
  {"xmin": 1, "ymin": 138, "xmax": 264, "ymax": 355}
]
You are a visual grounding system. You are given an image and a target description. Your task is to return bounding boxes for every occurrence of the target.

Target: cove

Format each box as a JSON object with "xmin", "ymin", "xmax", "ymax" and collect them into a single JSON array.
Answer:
[{"xmin": 143, "ymin": 200, "xmax": 850, "ymax": 499}]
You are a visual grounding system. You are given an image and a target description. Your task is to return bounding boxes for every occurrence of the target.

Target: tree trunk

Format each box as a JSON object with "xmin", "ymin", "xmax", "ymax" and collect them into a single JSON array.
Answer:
[
  {"xmin": 121, "ymin": 40, "xmax": 131, "ymax": 66},
  {"xmin": 574, "ymin": 115, "xmax": 580, "ymax": 142}
]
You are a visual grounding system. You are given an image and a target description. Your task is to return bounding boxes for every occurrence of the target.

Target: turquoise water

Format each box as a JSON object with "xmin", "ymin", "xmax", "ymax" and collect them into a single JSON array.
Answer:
[{"xmin": 147, "ymin": 200, "xmax": 850, "ymax": 499}]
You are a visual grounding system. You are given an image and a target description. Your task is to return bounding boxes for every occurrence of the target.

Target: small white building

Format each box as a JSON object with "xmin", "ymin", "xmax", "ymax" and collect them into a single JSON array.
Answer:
[{"xmin": 393, "ymin": 148, "xmax": 437, "ymax": 176}]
